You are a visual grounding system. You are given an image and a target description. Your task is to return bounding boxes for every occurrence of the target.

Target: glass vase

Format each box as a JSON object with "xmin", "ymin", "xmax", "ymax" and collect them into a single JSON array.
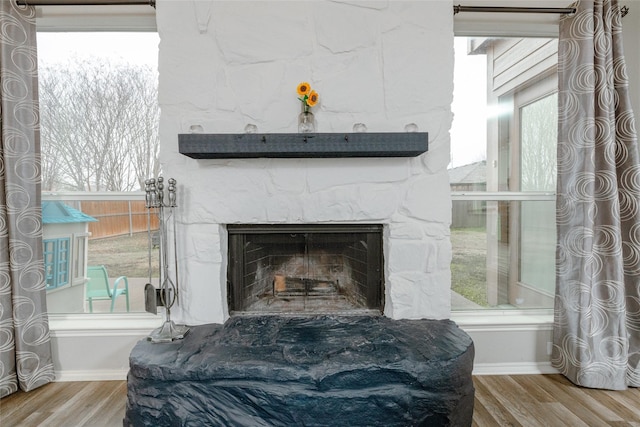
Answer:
[{"xmin": 298, "ymin": 106, "xmax": 315, "ymax": 133}]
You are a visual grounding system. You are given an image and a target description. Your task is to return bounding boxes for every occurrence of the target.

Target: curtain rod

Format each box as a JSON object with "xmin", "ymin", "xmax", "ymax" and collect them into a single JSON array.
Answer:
[
  {"xmin": 14, "ymin": 1, "xmax": 574, "ymax": 11},
  {"xmin": 454, "ymin": 4, "xmax": 629, "ymax": 17},
  {"xmin": 453, "ymin": 5, "xmax": 577, "ymax": 15},
  {"xmin": 16, "ymin": 0, "xmax": 154, "ymax": 6},
  {"xmin": 14, "ymin": 1, "xmax": 628, "ymax": 18}
]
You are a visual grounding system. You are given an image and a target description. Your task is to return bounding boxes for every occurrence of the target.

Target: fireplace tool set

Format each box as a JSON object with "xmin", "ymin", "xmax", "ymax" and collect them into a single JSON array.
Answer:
[{"xmin": 144, "ymin": 176, "xmax": 190, "ymax": 343}]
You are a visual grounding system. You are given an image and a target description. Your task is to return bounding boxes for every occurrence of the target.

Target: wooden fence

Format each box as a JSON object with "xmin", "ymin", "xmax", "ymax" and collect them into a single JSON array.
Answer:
[
  {"xmin": 79, "ymin": 200, "xmax": 159, "ymax": 239},
  {"xmin": 451, "ymin": 200, "xmax": 486, "ymax": 229}
]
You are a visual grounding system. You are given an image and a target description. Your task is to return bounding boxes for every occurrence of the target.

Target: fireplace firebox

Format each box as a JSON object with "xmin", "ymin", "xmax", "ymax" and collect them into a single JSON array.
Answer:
[{"xmin": 227, "ymin": 224, "xmax": 384, "ymax": 315}]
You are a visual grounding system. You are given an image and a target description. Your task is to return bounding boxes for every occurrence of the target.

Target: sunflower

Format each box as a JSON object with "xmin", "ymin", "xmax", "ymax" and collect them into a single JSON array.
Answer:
[
  {"xmin": 306, "ymin": 90, "xmax": 319, "ymax": 107},
  {"xmin": 297, "ymin": 82, "xmax": 311, "ymax": 96}
]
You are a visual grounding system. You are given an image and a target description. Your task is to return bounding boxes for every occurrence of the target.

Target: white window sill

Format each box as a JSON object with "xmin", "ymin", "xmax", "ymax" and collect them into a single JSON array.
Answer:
[
  {"xmin": 47, "ymin": 309, "xmax": 554, "ymax": 336},
  {"xmin": 451, "ymin": 309, "xmax": 554, "ymax": 330},
  {"xmin": 48, "ymin": 312, "xmax": 163, "ymax": 337}
]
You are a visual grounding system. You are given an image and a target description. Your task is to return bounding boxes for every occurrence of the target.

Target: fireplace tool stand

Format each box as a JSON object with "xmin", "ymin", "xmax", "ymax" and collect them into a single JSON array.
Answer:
[{"xmin": 144, "ymin": 176, "xmax": 189, "ymax": 343}]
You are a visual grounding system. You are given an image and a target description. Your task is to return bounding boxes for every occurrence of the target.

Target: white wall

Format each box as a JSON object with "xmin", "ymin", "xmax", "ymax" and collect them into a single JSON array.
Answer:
[
  {"xmin": 46, "ymin": 0, "xmax": 640, "ymax": 380},
  {"xmin": 48, "ymin": 314, "xmax": 162, "ymax": 381}
]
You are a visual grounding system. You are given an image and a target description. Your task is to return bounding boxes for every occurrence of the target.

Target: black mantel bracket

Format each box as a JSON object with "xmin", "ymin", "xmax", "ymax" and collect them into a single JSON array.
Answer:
[{"xmin": 178, "ymin": 132, "xmax": 428, "ymax": 159}]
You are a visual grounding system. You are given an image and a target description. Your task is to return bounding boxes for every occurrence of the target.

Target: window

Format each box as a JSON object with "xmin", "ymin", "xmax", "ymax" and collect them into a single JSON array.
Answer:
[
  {"xmin": 38, "ymin": 32, "xmax": 160, "ymax": 314},
  {"xmin": 450, "ymin": 37, "xmax": 557, "ymax": 310},
  {"xmin": 44, "ymin": 238, "xmax": 70, "ymax": 290},
  {"xmin": 72, "ymin": 233, "xmax": 88, "ymax": 285}
]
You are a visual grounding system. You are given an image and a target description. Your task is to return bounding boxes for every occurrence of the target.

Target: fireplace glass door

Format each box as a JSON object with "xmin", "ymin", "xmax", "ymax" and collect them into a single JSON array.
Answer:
[{"xmin": 227, "ymin": 224, "xmax": 383, "ymax": 315}]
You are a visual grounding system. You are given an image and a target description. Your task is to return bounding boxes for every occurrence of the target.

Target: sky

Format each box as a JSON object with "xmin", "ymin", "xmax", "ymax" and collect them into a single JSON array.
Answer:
[
  {"xmin": 37, "ymin": 32, "xmax": 159, "ymax": 68},
  {"xmin": 450, "ymin": 37, "xmax": 488, "ymax": 169},
  {"xmin": 36, "ymin": 33, "xmax": 486, "ymax": 169}
]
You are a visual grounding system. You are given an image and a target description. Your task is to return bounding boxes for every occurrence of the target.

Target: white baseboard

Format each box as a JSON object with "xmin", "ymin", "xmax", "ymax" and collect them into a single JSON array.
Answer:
[
  {"xmin": 472, "ymin": 362, "xmax": 559, "ymax": 376},
  {"xmin": 54, "ymin": 369, "xmax": 128, "ymax": 382}
]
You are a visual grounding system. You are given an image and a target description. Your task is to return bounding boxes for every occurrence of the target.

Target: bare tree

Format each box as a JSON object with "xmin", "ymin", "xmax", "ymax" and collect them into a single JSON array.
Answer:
[
  {"xmin": 39, "ymin": 56, "xmax": 160, "ymax": 192},
  {"xmin": 520, "ymin": 93, "xmax": 557, "ymax": 192}
]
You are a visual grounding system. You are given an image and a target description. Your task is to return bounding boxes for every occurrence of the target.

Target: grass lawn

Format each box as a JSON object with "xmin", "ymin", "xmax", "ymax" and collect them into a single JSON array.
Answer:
[
  {"xmin": 88, "ymin": 232, "xmax": 159, "ymax": 278},
  {"xmin": 451, "ymin": 227, "xmax": 488, "ymax": 307}
]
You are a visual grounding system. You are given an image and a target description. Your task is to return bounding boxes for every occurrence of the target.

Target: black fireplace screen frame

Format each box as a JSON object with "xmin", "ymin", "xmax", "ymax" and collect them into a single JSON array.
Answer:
[{"xmin": 227, "ymin": 224, "xmax": 384, "ymax": 315}]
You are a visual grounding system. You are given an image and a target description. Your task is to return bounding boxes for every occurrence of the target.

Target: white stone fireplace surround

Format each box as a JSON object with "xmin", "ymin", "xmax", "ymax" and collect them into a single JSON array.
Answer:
[{"xmin": 157, "ymin": 0, "xmax": 454, "ymax": 325}]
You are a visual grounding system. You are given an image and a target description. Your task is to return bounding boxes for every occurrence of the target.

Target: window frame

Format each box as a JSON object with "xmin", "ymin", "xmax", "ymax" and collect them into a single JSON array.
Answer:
[
  {"xmin": 35, "ymin": 5, "xmax": 156, "ymax": 32},
  {"xmin": 71, "ymin": 232, "xmax": 90, "ymax": 286},
  {"xmin": 44, "ymin": 237, "xmax": 71, "ymax": 290},
  {"xmin": 37, "ymin": 9, "xmax": 162, "ymax": 330},
  {"xmin": 511, "ymin": 78, "xmax": 558, "ymax": 304},
  {"xmin": 450, "ymin": 35, "xmax": 559, "ymax": 314},
  {"xmin": 451, "ymin": 10, "xmax": 581, "ymax": 329}
]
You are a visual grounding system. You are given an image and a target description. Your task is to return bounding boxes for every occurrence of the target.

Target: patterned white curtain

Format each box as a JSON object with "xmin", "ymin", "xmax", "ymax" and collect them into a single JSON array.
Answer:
[
  {"xmin": 552, "ymin": 0, "xmax": 640, "ymax": 390},
  {"xmin": 0, "ymin": 0, "xmax": 55, "ymax": 397}
]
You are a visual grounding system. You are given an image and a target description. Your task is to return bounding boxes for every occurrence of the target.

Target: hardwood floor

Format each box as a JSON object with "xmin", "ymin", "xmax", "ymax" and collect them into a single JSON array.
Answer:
[
  {"xmin": 1, "ymin": 375, "xmax": 638, "ymax": 426},
  {"xmin": 473, "ymin": 375, "xmax": 640, "ymax": 427}
]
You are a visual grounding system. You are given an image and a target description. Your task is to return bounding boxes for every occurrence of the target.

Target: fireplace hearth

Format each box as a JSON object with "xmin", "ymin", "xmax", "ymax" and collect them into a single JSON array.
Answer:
[
  {"xmin": 227, "ymin": 224, "xmax": 383, "ymax": 315},
  {"xmin": 125, "ymin": 315, "xmax": 475, "ymax": 426}
]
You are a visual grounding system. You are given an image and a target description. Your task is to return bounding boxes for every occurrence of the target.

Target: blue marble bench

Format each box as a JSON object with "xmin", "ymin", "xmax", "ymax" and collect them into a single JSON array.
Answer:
[{"xmin": 124, "ymin": 315, "xmax": 475, "ymax": 426}]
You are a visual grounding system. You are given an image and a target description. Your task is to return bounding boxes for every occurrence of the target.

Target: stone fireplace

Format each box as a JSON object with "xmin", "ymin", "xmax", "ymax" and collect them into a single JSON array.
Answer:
[
  {"xmin": 157, "ymin": 0, "xmax": 454, "ymax": 325},
  {"xmin": 126, "ymin": 4, "xmax": 472, "ymax": 425}
]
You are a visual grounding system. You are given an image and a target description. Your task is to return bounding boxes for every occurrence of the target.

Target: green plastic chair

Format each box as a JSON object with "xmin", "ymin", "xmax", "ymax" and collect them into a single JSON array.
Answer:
[{"xmin": 86, "ymin": 265, "xmax": 130, "ymax": 313}]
